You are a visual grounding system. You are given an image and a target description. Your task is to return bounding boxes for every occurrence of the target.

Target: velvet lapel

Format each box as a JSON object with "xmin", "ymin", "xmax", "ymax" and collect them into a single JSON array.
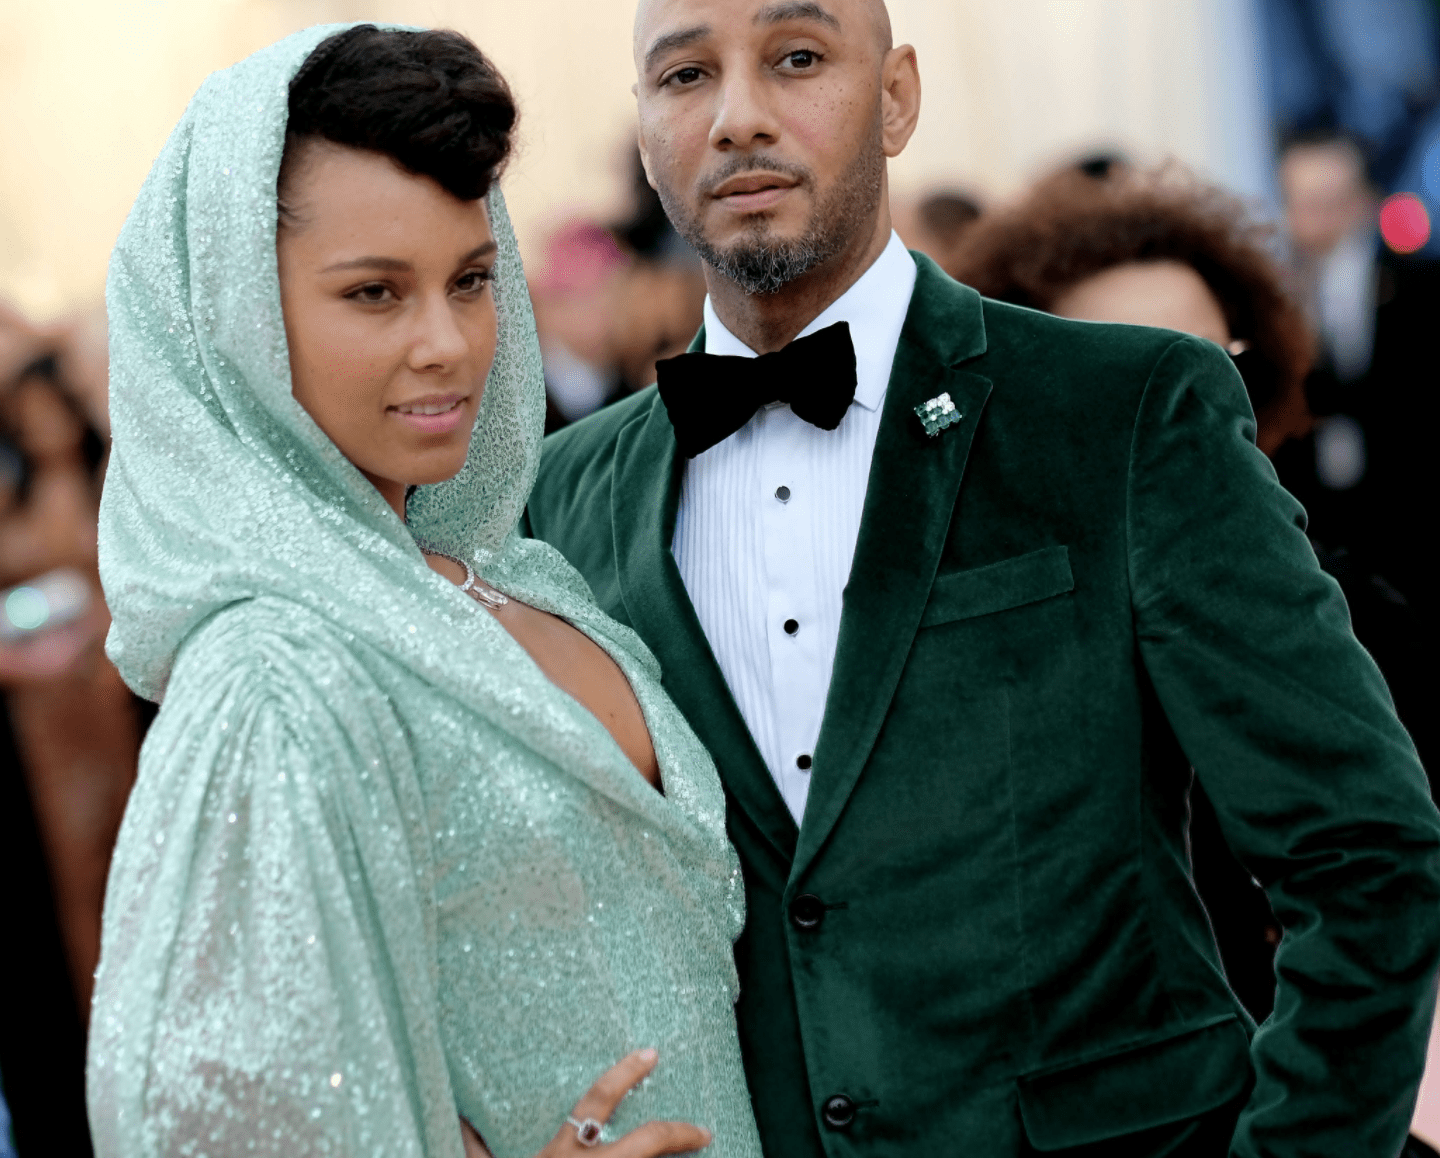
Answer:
[
  {"xmin": 792, "ymin": 256, "xmax": 992, "ymax": 881},
  {"xmin": 610, "ymin": 386, "xmax": 800, "ymax": 862}
]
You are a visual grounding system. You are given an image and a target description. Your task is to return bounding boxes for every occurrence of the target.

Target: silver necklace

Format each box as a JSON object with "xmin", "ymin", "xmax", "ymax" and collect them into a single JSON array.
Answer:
[{"xmin": 424, "ymin": 550, "xmax": 509, "ymax": 610}]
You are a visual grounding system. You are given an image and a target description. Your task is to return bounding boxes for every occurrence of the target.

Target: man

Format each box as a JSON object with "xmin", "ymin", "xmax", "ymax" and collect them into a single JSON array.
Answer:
[
  {"xmin": 1271, "ymin": 132, "xmax": 1439, "ymax": 632},
  {"xmin": 524, "ymin": 0, "xmax": 1440, "ymax": 1153}
]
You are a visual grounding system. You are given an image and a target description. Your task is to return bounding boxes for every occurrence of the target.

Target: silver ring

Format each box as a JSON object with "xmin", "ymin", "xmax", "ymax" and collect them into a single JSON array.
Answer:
[{"xmin": 566, "ymin": 1115, "xmax": 604, "ymax": 1148}]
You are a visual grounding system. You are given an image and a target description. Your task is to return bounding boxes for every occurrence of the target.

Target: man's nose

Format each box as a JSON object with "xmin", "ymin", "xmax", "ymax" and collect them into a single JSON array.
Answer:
[
  {"xmin": 409, "ymin": 291, "xmax": 469, "ymax": 371},
  {"xmin": 708, "ymin": 66, "xmax": 780, "ymax": 151}
]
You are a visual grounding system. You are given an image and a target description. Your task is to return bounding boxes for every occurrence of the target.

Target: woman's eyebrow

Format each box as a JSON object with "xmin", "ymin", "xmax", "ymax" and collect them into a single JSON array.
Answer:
[
  {"xmin": 321, "ymin": 241, "xmax": 496, "ymax": 276},
  {"xmin": 457, "ymin": 241, "xmax": 498, "ymax": 264},
  {"xmin": 321, "ymin": 255, "xmax": 410, "ymax": 274}
]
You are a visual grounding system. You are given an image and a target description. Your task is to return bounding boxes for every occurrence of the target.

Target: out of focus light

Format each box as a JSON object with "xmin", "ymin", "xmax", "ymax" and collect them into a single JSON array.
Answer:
[
  {"xmin": 5, "ymin": 587, "xmax": 50, "ymax": 632},
  {"xmin": 1379, "ymin": 193, "xmax": 1431, "ymax": 254}
]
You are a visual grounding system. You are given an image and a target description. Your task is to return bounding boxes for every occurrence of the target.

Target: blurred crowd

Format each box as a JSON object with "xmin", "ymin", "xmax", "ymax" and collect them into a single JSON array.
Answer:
[{"xmin": 3, "ymin": 0, "xmax": 1440, "ymax": 1153}]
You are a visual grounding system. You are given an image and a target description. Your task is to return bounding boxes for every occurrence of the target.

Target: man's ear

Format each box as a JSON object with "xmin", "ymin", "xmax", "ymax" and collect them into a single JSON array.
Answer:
[
  {"xmin": 880, "ymin": 44, "xmax": 920, "ymax": 159},
  {"xmin": 636, "ymin": 122, "xmax": 659, "ymax": 190}
]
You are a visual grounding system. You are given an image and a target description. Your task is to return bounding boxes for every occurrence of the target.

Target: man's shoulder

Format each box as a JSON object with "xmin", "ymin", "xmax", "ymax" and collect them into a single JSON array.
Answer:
[
  {"xmin": 904, "ymin": 266, "xmax": 1238, "ymax": 463},
  {"xmin": 530, "ymin": 387, "xmax": 660, "ymax": 535},
  {"xmin": 974, "ymin": 295, "xmax": 1190, "ymax": 375},
  {"xmin": 908, "ymin": 254, "xmax": 1186, "ymax": 378},
  {"xmin": 968, "ymin": 290, "xmax": 1228, "ymax": 429},
  {"xmin": 540, "ymin": 386, "xmax": 658, "ymax": 473}
]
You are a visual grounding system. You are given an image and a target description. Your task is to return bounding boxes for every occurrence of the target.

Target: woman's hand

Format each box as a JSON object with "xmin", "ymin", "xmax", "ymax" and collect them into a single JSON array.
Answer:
[{"xmin": 460, "ymin": 1049, "xmax": 712, "ymax": 1157}]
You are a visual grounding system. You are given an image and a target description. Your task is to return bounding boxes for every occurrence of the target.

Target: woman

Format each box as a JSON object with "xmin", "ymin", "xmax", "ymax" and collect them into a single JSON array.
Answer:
[
  {"xmin": 89, "ymin": 23, "xmax": 761, "ymax": 1158},
  {"xmin": 945, "ymin": 162, "xmax": 1314, "ymax": 455},
  {"xmin": 2, "ymin": 348, "xmax": 140, "ymax": 1158}
]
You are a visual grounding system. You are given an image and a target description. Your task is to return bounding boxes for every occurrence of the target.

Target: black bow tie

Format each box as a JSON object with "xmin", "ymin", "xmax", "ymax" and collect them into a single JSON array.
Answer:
[{"xmin": 655, "ymin": 321, "xmax": 858, "ymax": 458}]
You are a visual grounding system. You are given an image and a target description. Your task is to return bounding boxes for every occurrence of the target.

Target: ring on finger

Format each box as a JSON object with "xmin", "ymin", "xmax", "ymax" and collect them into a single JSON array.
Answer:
[{"xmin": 566, "ymin": 1115, "xmax": 604, "ymax": 1148}]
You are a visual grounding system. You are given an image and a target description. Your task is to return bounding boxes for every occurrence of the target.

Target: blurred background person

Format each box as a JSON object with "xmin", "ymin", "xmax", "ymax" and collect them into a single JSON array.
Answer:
[
  {"xmin": 948, "ymin": 162, "xmax": 1314, "ymax": 453},
  {"xmin": 529, "ymin": 220, "xmax": 630, "ymax": 431},
  {"xmin": 1269, "ymin": 130, "xmax": 1440, "ymax": 632},
  {"xmin": 893, "ymin": 188, "xmax": 984, "ymax": 274},
  {"xmin": 1, "ymin": 301, "xmax": 142, "ymax": 1158},
  {"xmin": 1260, "ymin": 0, "xmax": 1440, "ymax": 251},
  {"xmin": 531, "ymin": 149, "xmax": 707, "ymax": 430}
]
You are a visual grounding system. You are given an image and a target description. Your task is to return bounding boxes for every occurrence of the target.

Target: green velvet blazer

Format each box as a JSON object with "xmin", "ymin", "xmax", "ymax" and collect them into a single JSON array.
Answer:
[{"xmin": 524, "ymin": 255, "xmax": 1440, "ymax": 1157}]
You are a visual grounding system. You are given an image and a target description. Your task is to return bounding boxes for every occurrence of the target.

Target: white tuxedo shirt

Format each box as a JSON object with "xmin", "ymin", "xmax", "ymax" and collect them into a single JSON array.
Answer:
[{"xmin": 671, "ymin": 232, "xmax": 917, "ymax": 823}]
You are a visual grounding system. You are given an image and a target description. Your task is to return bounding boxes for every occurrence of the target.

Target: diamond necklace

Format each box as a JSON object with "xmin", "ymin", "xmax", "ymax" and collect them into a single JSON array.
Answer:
[{"xmin": 423, "ymin": 550, "xmax": 509, "ymax": 610}]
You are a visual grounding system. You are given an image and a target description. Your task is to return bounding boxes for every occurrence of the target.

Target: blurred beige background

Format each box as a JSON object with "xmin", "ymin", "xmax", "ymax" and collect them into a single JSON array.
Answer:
[{"xmin": 0, "ymin": 0, "xmax": 1270, "ymax": 319}]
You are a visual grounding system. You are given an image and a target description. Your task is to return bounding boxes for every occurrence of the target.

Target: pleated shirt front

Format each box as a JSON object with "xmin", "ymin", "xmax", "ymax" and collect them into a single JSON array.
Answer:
[{"xmin": 671, "ymin": 233, "xmax": 917, "ymax": 824}]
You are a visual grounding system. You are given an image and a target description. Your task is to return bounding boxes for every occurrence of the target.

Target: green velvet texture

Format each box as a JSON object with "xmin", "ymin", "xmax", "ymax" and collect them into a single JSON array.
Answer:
[{"xmin": 525, "ymin": 255, "xmax": 1440, "ymax": 1157}]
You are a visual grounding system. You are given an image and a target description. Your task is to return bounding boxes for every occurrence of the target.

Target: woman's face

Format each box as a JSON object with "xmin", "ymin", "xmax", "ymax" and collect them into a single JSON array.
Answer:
[
  {"xmin": 1050, "ymin": 260, "xmax": 1231, "ymax": 347},
  {"xmin": 277, "ymin": 142, "xmax": 499, "ymax": 517}
]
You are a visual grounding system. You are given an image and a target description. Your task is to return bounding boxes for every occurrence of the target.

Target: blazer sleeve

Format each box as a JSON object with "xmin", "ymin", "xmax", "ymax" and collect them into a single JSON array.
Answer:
[
  {"xmin": 1125, "ymin": 335, "xmax": 1440, "ymax": 1157},
  {"xmin": 86, "ymin": 619, "xmax": 464, "ymax": 1158}
]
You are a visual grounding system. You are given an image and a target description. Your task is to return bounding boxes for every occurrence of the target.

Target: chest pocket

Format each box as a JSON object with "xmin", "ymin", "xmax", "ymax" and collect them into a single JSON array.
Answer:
[{"xmin": 921, "ymin": 545, "xmax": 1074, "ymax": 628}]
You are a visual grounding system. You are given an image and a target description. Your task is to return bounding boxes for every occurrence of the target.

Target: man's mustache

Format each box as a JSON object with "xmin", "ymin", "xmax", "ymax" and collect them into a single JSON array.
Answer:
[{"xmin": 698, "ymin": 156, "xmax": 813, "ymax": 197}]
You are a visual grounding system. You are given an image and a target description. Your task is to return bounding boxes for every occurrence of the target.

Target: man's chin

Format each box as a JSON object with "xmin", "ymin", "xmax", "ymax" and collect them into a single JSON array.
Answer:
[{"xmin": 701, "ymin": 218, "xmax": 811, "ymax": 258}]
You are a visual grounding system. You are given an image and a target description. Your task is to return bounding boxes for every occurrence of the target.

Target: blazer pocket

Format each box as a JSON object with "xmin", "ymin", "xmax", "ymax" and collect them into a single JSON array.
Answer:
[
  {"xmin": 920, "ymin": 545, "xmax": 1074, "ymax": 628},
  {"xmin": 1017, "ymin": 1015, "xmax": 1252, "ymax": 1151}
]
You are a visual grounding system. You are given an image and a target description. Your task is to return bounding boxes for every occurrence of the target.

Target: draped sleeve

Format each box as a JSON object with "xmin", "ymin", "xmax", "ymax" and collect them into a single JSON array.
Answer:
[{"xmin": 88, "ymin": 601, "xmax": 463, "ymax": 1158}]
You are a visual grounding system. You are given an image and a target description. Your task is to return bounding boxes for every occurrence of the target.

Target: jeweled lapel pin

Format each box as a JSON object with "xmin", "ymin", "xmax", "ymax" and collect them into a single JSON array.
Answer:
[{"xmin": 915, "ymin": 392, "xmax": 961, "ymax": 437}]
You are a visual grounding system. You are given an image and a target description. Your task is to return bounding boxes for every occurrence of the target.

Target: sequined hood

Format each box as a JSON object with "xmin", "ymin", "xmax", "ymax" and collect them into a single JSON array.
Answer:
[{"xmin": 100, "ymin": 23, "xmax": 552, "ymax": 701}]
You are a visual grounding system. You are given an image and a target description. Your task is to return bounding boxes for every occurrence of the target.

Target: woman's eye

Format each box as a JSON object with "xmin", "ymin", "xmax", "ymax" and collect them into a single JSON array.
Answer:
[
  {"xmin": 348, "ymin": 283, "xmax": 393, "ymax": 304},
  {"xmin": 454, "ymin": 270, "xmax": 493, "ymax": 294}
]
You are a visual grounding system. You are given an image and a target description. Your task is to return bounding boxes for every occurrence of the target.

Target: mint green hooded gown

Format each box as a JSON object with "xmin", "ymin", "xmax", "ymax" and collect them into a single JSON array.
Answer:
[{"xmin": 87, "ymin": 25, "xmax": 762, "ymax": 1158}]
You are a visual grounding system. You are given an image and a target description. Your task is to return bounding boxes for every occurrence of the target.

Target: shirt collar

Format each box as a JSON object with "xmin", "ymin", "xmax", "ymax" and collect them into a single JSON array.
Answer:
[{"xmin": 702, "ymin": 231, "xmax": 918, "ymax": 412}]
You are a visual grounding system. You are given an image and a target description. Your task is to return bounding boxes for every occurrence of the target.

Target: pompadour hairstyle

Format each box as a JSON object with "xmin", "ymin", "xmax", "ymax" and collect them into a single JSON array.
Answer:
[{"xmin": 281, "ymin": 24, "xmax": 517, "ymax": 205}]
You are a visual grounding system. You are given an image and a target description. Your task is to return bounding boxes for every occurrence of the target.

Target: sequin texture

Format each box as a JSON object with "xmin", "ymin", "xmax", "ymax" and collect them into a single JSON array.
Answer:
[{"xmin": 89, "ymin": 24, "xmax": 758, "ymax": 1158}]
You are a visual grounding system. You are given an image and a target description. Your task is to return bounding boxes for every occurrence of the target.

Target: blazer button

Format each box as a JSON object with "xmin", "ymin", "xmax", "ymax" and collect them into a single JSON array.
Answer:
[
  {"xmin": 789, "ymin": 893, "xmax": 825, "ymax": 931},
  {"xmin": 822, "ymin": 1095, "xmax": 856, "ymax": 1130}
]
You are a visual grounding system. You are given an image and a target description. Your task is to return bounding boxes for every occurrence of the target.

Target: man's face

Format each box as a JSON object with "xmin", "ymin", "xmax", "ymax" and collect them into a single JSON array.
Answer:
[
  {"xmin": 633, "ymin": 0, "xmax": 897, "ymax": 294},
  {"xmin": 1279, "ymin": 143, "xmax": 1373, "ymax": 259}
]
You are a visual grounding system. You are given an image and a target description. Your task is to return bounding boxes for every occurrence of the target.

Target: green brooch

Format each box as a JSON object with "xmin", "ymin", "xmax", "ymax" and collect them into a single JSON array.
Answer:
[{"xmin": 915, "ymin": 392, "xmax": 961, "ymax": 437}]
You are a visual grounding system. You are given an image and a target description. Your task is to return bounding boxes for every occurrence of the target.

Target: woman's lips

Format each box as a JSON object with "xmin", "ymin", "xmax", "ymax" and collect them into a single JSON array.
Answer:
[{"xmin": 389, "ymin": 395, "xmax": 469, "ymax": 435}]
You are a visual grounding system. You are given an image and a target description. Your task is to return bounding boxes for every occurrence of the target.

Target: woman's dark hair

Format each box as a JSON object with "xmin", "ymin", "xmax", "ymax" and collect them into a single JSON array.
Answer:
[
  {"xmin": 946, "ymin": 165, "xmax": 1314, "ymax": 451},
  {"xmin": 279, "ymin": 25, "xmax": 517, "ymax": 211}
]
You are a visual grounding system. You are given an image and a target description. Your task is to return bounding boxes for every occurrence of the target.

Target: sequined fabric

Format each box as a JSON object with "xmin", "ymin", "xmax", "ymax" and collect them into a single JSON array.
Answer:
[{"xmin": 89, "ymin": 25, "xmax": 759, "ymax": 1158}]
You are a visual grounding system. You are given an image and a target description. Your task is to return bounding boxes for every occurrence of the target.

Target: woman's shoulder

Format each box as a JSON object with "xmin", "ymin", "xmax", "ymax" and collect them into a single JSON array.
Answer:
[
  {"xmin": 154, "ymin": 596, "xmax": 400, "ymax": 756},
  {"xmin": 174, "ymin": 595, "xmax": 369, "ymax": 687},
  {"xmin": 130, "ymin": 595, "xmax": 418, "ymax": 861}
]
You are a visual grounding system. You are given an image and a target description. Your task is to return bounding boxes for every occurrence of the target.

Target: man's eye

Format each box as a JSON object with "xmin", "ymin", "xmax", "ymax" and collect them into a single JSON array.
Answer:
[
  {"xmin": 785, "ymin": 50, "xmax": 819, "ymax": 69},
  {"xmin": 668, "ymin": 66, "xmax": 704, "ymax": 86}
]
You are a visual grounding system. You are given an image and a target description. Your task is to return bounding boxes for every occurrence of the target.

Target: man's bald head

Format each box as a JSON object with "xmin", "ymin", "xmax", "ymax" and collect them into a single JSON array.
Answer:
[
  {"xmin": 634, "ymin": 0, "xmax": 893, "ymax": 70},
  {"xmin": 629, "ymin": 0, "xmax": 918, "ymax": 320},
  {"xmin": 868, "ymin": 0, "xmax": 893, "ymax": 52}
]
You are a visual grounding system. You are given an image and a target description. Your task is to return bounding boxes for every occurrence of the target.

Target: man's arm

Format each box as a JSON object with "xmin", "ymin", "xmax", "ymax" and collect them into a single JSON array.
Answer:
[{"xmin": 1127, "ymin": 336, "xmax": 1440, "ymax": 1156}]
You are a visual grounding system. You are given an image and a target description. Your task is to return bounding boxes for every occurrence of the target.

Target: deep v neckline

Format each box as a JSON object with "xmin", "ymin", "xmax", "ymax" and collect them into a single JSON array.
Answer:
[
  {"xmin": 473, "ymin": 589, "xmax": 663, "ymax": 793},
  {"xmin": 427, "ymin": 550, "xmax": 665, "ymax": 794}
]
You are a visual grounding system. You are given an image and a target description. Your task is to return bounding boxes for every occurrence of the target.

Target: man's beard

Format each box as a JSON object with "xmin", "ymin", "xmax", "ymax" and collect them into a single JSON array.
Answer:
[{"xmin": 655, "ymin": 118, "xmax": 886, "ymax": 296}]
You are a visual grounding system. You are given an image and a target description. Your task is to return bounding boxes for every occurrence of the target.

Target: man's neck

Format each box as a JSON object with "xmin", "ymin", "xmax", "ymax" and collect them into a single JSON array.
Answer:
[{"xmin": 704, "ymin": 206, "xmax": 894, "ymax": 355}]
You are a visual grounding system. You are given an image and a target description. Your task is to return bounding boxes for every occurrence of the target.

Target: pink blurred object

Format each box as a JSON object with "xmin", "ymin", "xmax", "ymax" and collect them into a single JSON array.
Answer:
[
  {"xmin": 1379, "ymin": 192, "xmax": 1431, "ymax": 254},
  {"xmin": 1413, "ymin": 1010, "xmax": 1440, "ymax": 1147},
  {"xmin": 529, "ymin": 220, "xmax": 627, "ymax": 296}
]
